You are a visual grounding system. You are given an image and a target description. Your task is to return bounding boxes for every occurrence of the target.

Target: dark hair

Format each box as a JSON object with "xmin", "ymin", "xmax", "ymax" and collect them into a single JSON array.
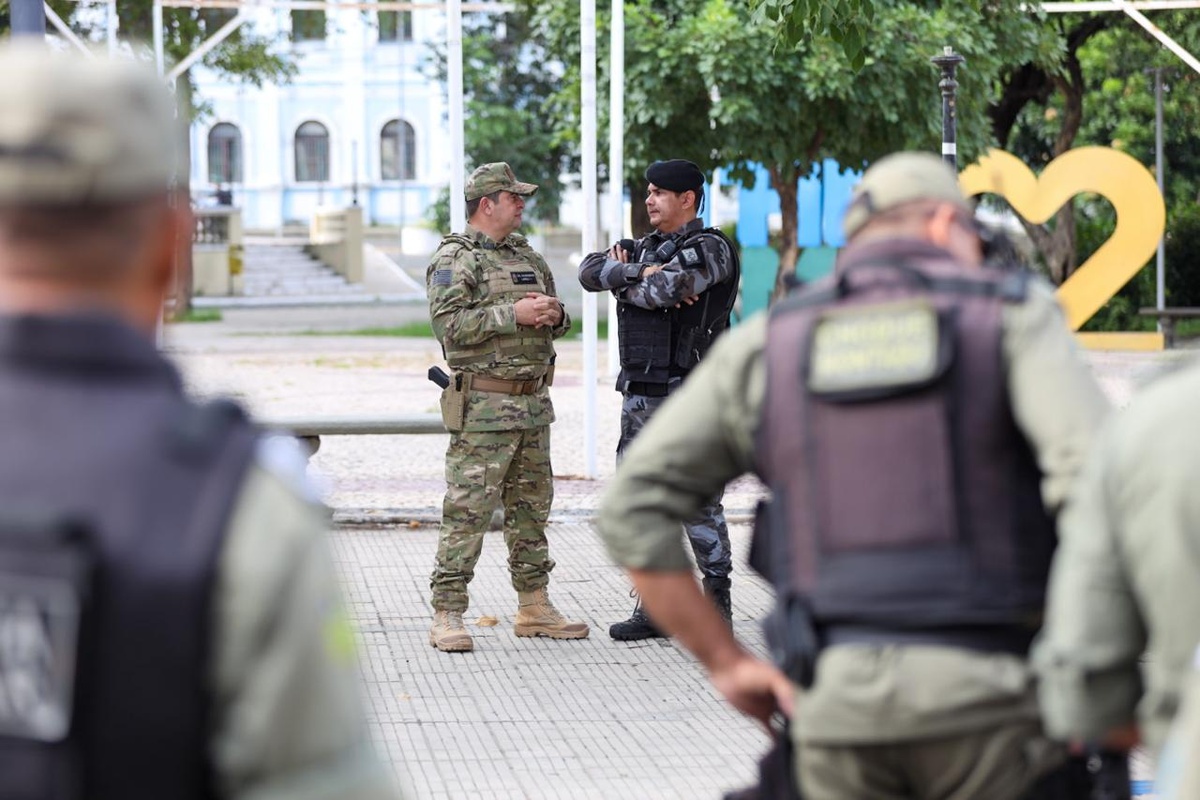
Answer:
[{"xmin": 466, "ymin": 190, "xmax": 502, "ymax": 220}]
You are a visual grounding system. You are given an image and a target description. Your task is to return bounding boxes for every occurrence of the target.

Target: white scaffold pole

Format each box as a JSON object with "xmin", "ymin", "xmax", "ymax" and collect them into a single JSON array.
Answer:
[
  {"xmin": 581, "ymin": 0, "xmax": 599, "ymax": 479},
  {"xmin": 448, "ymin": 0, "xmax": 466, "ymax": 231},
  {"xmin": 606, "ymin": 0, "xmax": 623, "ymax": 380},
  {"xmin": 153, "ymin": 0, "xmax": 165, "ymax": 75},
  {"xmin": 107, "ymin": 0, "xmax": 119, "ymax": 54}
]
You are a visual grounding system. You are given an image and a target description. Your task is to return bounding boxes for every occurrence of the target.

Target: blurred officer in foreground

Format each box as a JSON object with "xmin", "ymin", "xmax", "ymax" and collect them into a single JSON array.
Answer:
[
  {"xmin": 0, "ymin": 44, "xmax": 399, "ymax": 800},
  {"xmin": 596, "ymin": 152, "xmax": 1109, "ymax": 799},
  {"xmin": 1035, "ymin": 355, "xmax": 1200, "ymax": 765},
  {"xmin": 425, "ymin": 163, "xmax": 587, "ymax": 653},
  {"xmin": 1157, "ymin": 646, "xmax": 1200, "ymax": 800},
  {"xmin": 579, "ymin": 159, "xmax": 740, "ymax": 640}
]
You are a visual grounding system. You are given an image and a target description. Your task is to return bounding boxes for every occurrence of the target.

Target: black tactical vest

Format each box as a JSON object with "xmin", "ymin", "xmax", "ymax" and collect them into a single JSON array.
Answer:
[
  {"xmin": 617, "ymin": 224, "xmax": 741, "ymax": 391},
  {"xmin": 754, "ymin": 240, "xmax": 1055, "ymax": 653},
  {"xmin": 0, "ymin": 314, "xmax": 259, "ymax": 800}
]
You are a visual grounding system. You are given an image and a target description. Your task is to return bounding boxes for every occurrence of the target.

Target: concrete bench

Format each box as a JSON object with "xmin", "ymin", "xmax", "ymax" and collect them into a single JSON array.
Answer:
[
  {"xmin": 1138, "ymin": 307, "xmax": 1200, "ymax": 348},
  {"xmin": 264, "ymin": 413, "xmax": 446, "ymax": 456}
]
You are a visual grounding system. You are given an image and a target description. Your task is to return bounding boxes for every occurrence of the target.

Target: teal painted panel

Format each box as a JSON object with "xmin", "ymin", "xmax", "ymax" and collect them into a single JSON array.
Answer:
[
  {"xmin": 733, "ymin": 246, "xmax": 778, "ymax": 324},
  {"xmin": 797, "ymin": 246, "xmax": 838, "ymax": 282}
]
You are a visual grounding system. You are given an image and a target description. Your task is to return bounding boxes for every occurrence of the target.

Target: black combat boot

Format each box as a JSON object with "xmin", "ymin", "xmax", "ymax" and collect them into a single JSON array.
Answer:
[
  {"xmin": 608, "ymin": 594, "xmax": 667, "ymax": 641},
  {"xmin": 703, "ymin": 576, "xmax": 733, "ymax": 626}
]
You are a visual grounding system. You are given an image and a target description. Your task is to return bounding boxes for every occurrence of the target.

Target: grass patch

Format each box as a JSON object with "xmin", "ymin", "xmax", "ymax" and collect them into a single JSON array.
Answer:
[
  {"xmin": 168, "ymin": 308, "xmax": 223, "ymax": 323},
  {"xmin": 288, "ymin": 318, "xmax": 612, "ymax": 340},
  {"xmin": 566, "ymin": 318, "xmax": 609, "ymax": 340},
  {"xmin": 295, "ymin": 321, "xmax": 436, "ymax": 337}
]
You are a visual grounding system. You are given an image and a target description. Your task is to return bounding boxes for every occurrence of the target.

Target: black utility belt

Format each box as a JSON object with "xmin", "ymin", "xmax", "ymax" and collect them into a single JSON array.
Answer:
[
  {"xmin": 622, "ymin": 381, "xmax": 670, "ymax": 397},
  {"xmin": 822, "ymin": 623, "xmax": 1035, "ymax": 657}
]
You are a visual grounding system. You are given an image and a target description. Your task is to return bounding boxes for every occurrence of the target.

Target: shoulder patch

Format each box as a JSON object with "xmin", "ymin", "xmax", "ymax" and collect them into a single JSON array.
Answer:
[
  {"xmin": 678, "ymin": 244, "xmax": 705, "ymax": 269},
  {"xmin": 432, "ymin": 269, "xmax": 453, "ymax": 286}
]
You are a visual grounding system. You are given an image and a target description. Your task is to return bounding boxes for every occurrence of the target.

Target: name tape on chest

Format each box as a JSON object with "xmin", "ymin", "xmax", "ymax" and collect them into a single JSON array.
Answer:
[
  {"xmin": 0, "ymin": 573, "xmax": 81, "ymax": 742},
  {"xmin": 808, "ymin": 301, "xmax": 942, "ymax": 396},
  {"xmin": 509, "ymin": 271, "xmax": 539, "ymax": 286}
]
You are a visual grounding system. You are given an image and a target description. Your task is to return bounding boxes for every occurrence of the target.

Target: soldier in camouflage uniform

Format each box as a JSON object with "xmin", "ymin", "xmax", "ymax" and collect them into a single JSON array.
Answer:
[
  {"xmin": 425, "ymin": 162, "xmax": 589, "ymax": 653},
  {"xmin": 579, "ymin": 159, "xmax": 740, "ymax": 641}
]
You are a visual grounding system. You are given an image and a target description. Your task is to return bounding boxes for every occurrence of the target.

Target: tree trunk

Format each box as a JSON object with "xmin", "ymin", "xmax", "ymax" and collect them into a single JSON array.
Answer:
[
  {"xmin": 627, "ymin": 176, "xmax": 650, "ymax": 238},
  {"xmin": 768, "ymin": 163, "xmax": 801, "ymax": 303}
]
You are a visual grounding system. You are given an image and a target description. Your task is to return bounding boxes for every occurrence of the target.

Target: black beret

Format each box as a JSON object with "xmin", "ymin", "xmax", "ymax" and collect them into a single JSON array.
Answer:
[{"xmin": 644, "ymin": 159, "xmax": 705, "ymax": 194}]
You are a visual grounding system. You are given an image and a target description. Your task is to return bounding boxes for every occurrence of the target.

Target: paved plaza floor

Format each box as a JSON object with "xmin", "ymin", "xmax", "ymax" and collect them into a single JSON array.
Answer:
[{"xmin": 165, "ymin": 307, "xmax": 1184, "ymax": 799}]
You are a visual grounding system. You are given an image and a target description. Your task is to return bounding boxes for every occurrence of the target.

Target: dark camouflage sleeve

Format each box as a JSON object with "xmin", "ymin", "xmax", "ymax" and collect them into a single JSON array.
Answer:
[
  {"xmin": 426, "ymin": 244, "xmax": 517, "ymax": 347},
  {"xmin": 578, "ymin": 249, "xmax": 644, "ymax": 292},
  {"xmin": 616, "ymin": 232, "xmax": 735, "ymax": 310},
  {"xmin": 532, "ymin": 249, "xmax": 572, "ymax": 339}
]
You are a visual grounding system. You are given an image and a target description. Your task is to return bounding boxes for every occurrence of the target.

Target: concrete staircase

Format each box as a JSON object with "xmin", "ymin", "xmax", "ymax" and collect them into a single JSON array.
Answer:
[{"xmin": 241, "ymin": 243, "xmax": 366, "ymax": 298}]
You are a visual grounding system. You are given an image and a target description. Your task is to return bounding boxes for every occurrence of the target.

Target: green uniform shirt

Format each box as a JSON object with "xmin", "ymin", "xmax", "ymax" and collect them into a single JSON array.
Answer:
[
  {"xmin": 1035, "ymin": 359, "xmax": 1200, "ymax": 754},
  {"xmin": 596, "ymin": 266, "xmax": 1109, "ymax": 743},
  {"xmin": 211, "ymin": 437, "xmax": 401, "ymax": 799},
  {"xmin": 427, "ymin": 225, "xmax": 570, "ymax": 433}
]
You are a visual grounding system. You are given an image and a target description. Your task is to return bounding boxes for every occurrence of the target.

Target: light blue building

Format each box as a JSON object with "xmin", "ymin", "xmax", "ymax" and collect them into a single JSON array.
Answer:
[{"xmin": 189, "ymin": 5, "xmax": 450, "ymax": 231}]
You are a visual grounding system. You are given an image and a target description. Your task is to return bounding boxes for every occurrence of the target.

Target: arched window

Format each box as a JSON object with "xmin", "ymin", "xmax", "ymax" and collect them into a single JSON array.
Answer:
[
  {"xmin": 295, "ymin": 121, "xmax": 330, "ymax": 183},
  {"xmin": 207, "ymin": 123, "xmax": 242, "ymax": 184},
  {"xmin": 381, "ymin": 119, "xmax": 415, "ymax": 180}
]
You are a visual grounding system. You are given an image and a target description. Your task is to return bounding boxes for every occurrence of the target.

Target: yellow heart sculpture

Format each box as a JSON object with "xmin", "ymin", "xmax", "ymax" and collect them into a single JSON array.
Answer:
[{"xmin": 960, "ymin": 147, "xmax": 1164, "ymax": 349}]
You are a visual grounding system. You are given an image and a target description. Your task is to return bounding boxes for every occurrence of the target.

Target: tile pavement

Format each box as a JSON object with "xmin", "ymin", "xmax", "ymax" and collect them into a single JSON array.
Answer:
[
  {"xmin": 335, "ymin": 522, "xmax": 775, "ymax": 800},
  {"xmin": 165, "ymin": 313, "xmax": 1186, "ymax": 800}
]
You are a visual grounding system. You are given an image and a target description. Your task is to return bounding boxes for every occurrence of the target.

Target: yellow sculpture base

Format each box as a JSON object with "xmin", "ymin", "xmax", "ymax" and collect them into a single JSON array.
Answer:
[{"xmin": 1075, "ymin": 332, "xmax": 1164, "ymax": 351}]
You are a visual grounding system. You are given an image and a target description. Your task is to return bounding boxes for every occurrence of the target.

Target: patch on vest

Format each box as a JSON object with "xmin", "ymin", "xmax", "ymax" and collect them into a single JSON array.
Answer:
[
  {"xmin": 678, "ymin": 245, "xmax": 704, "ymax": 268},
  {"xmin": 432, "ymin": 269, "xmax": 453, "ymax": 286},
  {"xmin": 510, "ymin": 271, "xmax": 539, "ymax": 285},
  {"xmin": 808, "ymin": 301, "xmax": 944, "ymax": 397},
  {"xmin": 0, "ymin": 574, "xmax": 81, "ymax": 741}
]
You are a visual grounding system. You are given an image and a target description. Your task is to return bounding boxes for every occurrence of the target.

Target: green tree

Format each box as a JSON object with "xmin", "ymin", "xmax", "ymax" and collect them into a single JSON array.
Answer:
[
  {"xmin": 425, "ymin": 9, "xmax": 575, "ymax": 232},
  {"xmin": 526, "ymin": 0, "xmax": 1056, "ymax": 294}
]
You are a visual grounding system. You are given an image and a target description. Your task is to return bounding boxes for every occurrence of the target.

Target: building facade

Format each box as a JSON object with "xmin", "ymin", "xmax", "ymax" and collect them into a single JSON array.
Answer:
[{"xmin": 189, "ymin": 4, "xmax": 450, "ymax": 231}]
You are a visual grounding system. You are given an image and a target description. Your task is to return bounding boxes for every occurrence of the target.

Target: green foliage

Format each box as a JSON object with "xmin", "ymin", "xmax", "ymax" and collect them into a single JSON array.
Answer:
[
  {"xmin": 424, "ymin": 10, "xmax": 573, "ymax": 229},
  {"xmin": 1165, "ymin": 203, "xmax": 1200, "ymax": 308}
]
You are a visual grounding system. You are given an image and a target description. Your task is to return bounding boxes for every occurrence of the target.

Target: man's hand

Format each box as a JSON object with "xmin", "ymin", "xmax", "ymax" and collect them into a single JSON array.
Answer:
[
  {"xmin": 515, "ymin": 292, "xmax": 563, "ymax": 328},
  {"xmin": 675, "ymin": 294, "xmax": 700, "ymax": 308},
  {"xmin": 641, "ymin": 264, "xmax": 664, "ymax": 278},
  {"xmin": 608, "ymin": 243, "xmax": 630, "ymax": 263},
  {"xmin": 709, "ymin": 653, "xmax": 796, "ymax": 732}
]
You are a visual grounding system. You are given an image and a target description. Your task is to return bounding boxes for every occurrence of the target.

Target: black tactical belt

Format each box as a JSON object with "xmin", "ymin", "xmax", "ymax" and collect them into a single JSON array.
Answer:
[{"xmin": 623, "ymin": 381, "xmax": 670, "ymax": 397}]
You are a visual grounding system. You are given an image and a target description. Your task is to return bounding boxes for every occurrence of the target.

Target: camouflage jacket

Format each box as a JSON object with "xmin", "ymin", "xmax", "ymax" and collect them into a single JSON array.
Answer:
[
  {"xmin": 426, "ymin": 225, "xmax": 570, "ymax": 432},
  {"xmin": 577, "ymin": 218, "xmax": 737, "ymax": 309}
]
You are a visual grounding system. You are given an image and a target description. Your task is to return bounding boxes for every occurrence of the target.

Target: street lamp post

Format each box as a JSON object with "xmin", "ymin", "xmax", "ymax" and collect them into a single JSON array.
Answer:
[{"xmin": 930, "ymin": 46, "xmax": 966, "ymax": 169}]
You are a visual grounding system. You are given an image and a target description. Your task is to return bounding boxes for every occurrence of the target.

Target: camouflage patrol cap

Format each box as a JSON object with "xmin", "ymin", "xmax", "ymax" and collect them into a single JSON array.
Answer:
[
  {"xmin": 465, "ymin": 162, "xmax": 538, "ymax": 201},
  {"xmin": 842, "ymin": 152, "xmax": 971, "ymax": 239},
  {"xmin": 0, "ymin": 42, "xmax": 180, "ymax": 205}
]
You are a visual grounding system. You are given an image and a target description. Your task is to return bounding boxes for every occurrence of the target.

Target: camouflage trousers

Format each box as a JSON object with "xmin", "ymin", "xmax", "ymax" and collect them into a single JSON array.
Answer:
[
  {"xmin": 430, "ymin": 426, "xmax": 555, "ymax": 612},
  {"xmin": 618, "ymin": 390, "xmax": 732, "ymax": 581}
]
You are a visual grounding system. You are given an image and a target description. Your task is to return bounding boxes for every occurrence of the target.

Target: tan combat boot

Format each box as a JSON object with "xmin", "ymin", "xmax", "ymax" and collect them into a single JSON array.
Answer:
[
  {"xmin": 514, "ymin": 587, "xmax": 590, "ymax": 639},
  {"xmin": 429, "ymin": 610, "xmax": 474, "ymax": 652}
]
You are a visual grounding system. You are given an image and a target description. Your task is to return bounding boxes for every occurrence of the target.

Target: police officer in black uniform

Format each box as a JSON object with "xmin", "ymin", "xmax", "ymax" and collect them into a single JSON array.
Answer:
[
  {"xmin": 579, "ymin": 159, "xmax": 740, "ymax": 640},
  {"xmin": 0, "ymin": 43, "xmax": 399, "ymax": 800}
]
